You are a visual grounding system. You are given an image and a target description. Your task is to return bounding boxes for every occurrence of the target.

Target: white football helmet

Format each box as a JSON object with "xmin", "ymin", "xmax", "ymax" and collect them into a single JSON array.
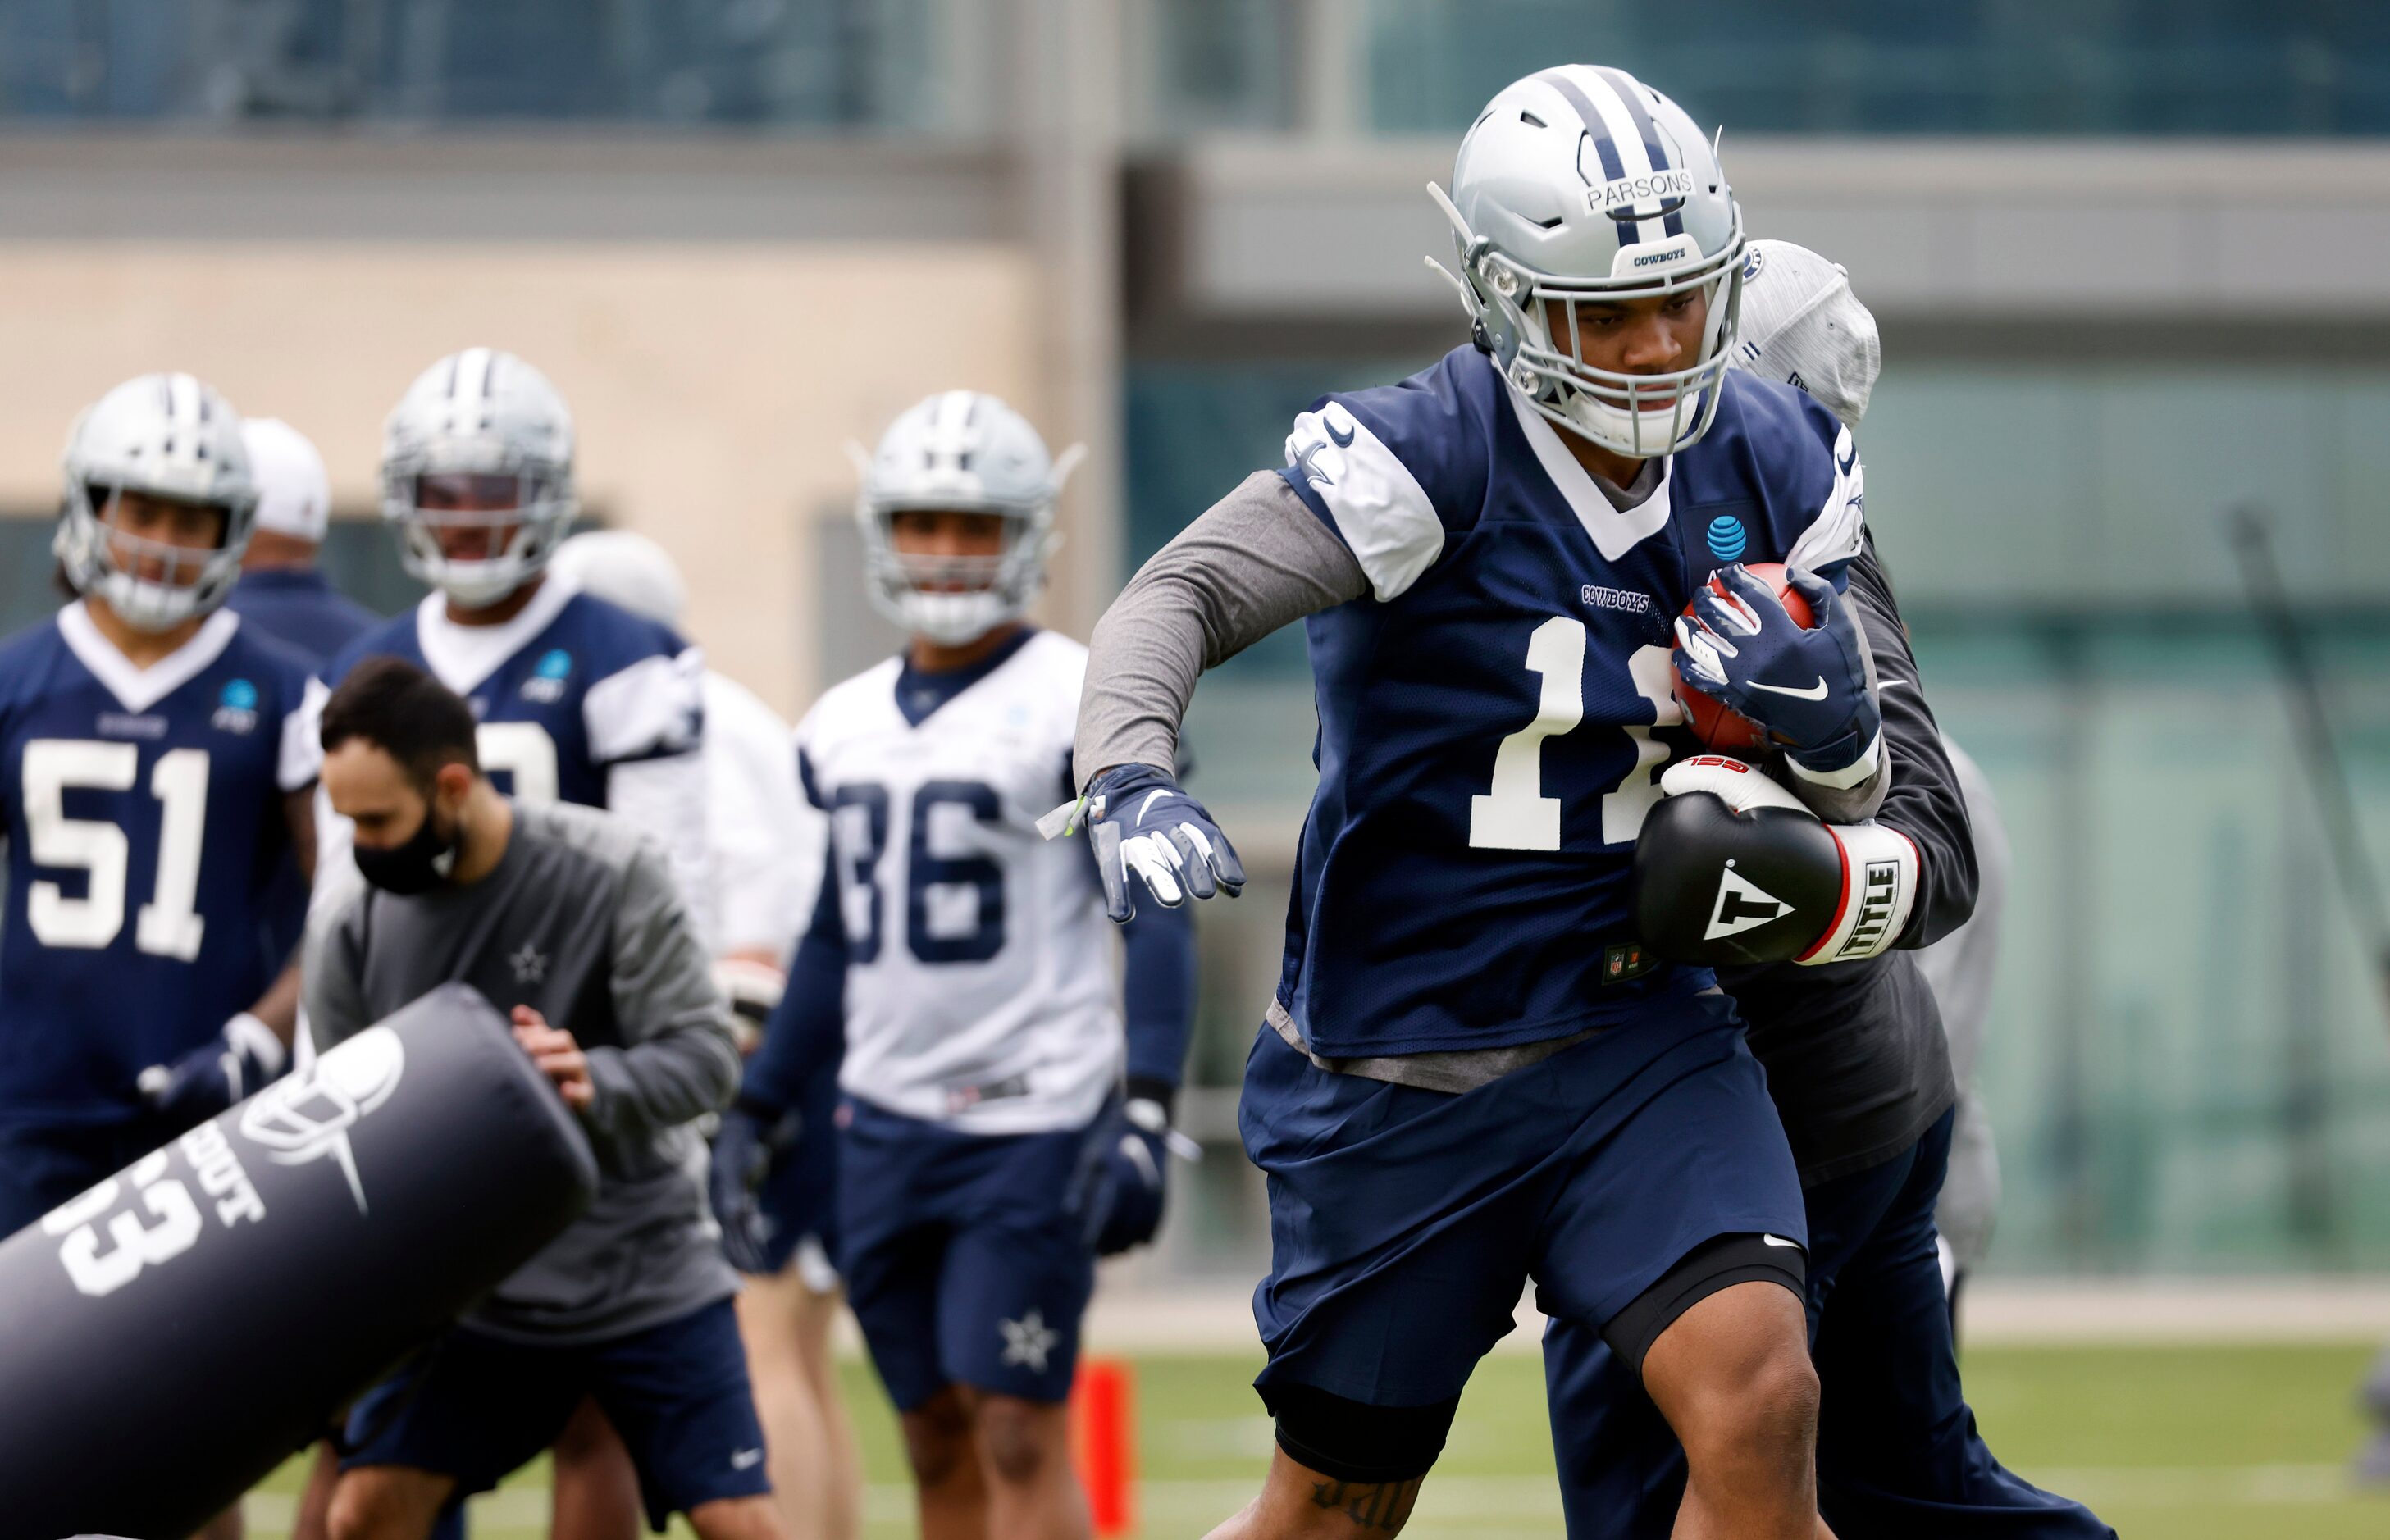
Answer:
[
  {"xmin": 550, "ymin": 528, "xmax": 686, "ymax": 628},
  {"xmin": 852, "ymin": 390, "xmax": 1083, "ymax": 647},
  {"xmin": 1430, "ymin": 65, "xmax": 1745, "ymax": 458},
  {"xmin": 241, "ymin": 417, "xmax": 333, "ymax": 543},
  {"xmin": 381, "ymin": 348, "xmax": 576, "ymax": 608},
  {"xmin": 55, "ymin": 372, "xmax": 258, "ymax": 632},
  {"xmin": 1729, "ymin": 239, "xmax": 1881, "ymax": 431}
]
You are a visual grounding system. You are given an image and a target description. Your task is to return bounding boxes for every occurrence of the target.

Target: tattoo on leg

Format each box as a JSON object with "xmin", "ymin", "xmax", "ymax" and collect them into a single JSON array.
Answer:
[{"xmin": 1307, "ymin": 1478, "xmax": 1419, "ymax": 1532}]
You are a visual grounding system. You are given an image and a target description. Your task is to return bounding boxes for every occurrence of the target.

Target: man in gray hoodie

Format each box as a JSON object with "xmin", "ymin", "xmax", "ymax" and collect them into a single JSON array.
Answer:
[{"xmin": 304, "ymin": 656, "xmax": 783, "ymax": 1540}]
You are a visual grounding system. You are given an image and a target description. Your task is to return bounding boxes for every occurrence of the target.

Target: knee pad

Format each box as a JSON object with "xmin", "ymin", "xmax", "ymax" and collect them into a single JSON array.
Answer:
[
  {"xmin": 1605, "ymin": 1232, "xmax": 1807, "ymax": 1378},
  {"xmin": 1261, "ymin": 1382, "xmax": 1461, "ymax": 1485}
]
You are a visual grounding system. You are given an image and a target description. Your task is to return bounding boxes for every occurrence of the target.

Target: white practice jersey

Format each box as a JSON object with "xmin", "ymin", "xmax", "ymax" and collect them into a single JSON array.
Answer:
[
  {"xmin": 799, "ymin": 630, "xmax": 1120, "ymax": 1136},
  {"xmin": 705, "ymin": 668, "xmax": 823, "ymax": 959}
]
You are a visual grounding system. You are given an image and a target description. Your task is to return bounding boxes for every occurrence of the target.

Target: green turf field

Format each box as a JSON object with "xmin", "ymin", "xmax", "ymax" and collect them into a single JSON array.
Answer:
[{"xmin": 245, "ymin": 1342, "xmax": 2389, "ymax": 1538}]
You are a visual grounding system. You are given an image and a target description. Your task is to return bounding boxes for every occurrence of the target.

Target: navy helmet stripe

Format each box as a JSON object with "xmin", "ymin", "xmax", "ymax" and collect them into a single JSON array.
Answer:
[
  {"xmin": 1593, "ymin": 66, "xmax": 1671, "ymax": 173},
  {"xmin": 1537, "ymin": 69, "xmax": 1623, "ymax": 183}
]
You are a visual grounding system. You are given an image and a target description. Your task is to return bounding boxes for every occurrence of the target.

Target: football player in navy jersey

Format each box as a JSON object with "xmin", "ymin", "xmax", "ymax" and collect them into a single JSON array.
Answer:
[
  {"xmin": 1068, "ymin": 67, "xmax": 1886, "ymax": 1538},
  {"xmin": 289, "ymin": 349, "xmax": 711, "ymax": 1540},
  {"xmin": 0, "ymin": 371, "xmax": 317, "ymax": 1540}
]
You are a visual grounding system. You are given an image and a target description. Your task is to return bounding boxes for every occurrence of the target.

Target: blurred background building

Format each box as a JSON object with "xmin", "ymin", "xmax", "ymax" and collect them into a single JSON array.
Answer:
[{"xmin": 2, "ymin": 0, "xmax": 2386, "ymax": 1283}]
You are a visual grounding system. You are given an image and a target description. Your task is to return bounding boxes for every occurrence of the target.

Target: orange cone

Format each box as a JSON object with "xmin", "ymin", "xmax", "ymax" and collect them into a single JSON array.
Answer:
[{"xmin": 1071, "ymin": 1357, "xmax": 1137, "ymax": 1535}]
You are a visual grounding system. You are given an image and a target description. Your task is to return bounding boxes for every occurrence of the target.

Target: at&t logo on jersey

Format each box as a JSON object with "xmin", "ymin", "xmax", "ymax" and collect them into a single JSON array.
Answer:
[
  {"xmin": 1705, "ymin": 515, "xmax": 1748, "ymax": 562},
  {"xmin": 521, "ymin": 648, "xmax": 573, "ymax": 704},
  {"xmin": 212, "ymin": 677, "xmax": 258, "ymax": 735}
]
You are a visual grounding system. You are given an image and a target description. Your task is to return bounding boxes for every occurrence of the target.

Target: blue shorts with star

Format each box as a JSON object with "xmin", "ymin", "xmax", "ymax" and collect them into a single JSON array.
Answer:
[
  {"xmin": 1243, "ymin": 987, "xmax": 1804, "ymax": 1410},
  {"xmin": 836, "ymin": 1096, "xmax": 1096, "ymax": 1411}
]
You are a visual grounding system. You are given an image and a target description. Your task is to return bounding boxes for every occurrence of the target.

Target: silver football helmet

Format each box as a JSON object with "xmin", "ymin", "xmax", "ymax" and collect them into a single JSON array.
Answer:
[
  {"xmin": 381, "ymin": 348, "xmax": 576, "ymax": 608},
  {"xmin": 1430, "ymin": 65, "xmax": 1745, "ymax": 458},
  {"xmin": 550, "ymin": 529, "xmax": 687, "ymax": 628},
  {"xmin": 55, "ymin": 372, "xmax": 258, "ymax": 632},
  {"xmin": 851, "ymin": 390, "xmax": 1083, "ymax": 646},
  {"xmin": 1728, "ymin": 239, "xmax": 1881, "ymax": 431}
]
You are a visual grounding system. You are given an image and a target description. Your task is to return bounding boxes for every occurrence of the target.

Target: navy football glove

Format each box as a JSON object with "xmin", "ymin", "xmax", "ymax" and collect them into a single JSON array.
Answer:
[
  {"xmin": 138, "ymin": 1013, "xmax": 286, "ymax": 1134},
  {"xmin": 709, "ymin": 1100, "xmax": 796, "ymax": 1277},
  {"xmin": 1066, "ymin": 1092, "xmax": 1197, "ymax": 1257},
  {"xmin": 1672, "ymin": 565, "xmax": 1880, "ymax": 780},
  {"xmin": 1068, "ymin": 764, "xmax": 1246, "ymax": 924}
]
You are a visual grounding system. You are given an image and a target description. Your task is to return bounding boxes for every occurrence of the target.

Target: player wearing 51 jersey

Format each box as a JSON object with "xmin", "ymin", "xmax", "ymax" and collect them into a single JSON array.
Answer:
[
  {"xmin": 715, "ymin": 392, "xmax": 1196, "ymax": 1540},
  {"xmin": 0, "ymin": 375, "xmax": 316, "ymax": 1226},
  {"xmin": 290, "ymin": 349, "xmax": 710, "ymax": 1540},
  {"xmin": 1070, "ymin": 68, "xmax": 1884, "ymax": 1539},
  {"xmin": 0, "ymin": 373, "xmax": 316, "ymax": 1540}
]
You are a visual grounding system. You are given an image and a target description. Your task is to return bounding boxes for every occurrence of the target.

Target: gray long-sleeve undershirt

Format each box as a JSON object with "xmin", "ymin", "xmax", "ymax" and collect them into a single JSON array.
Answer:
[
  {"xmin": 1073, "ymin": 465, "xmax": 1882, "ymax": 820},
  {"xmin": 1074, "ymin": 471, "xmax": 1366, "ymax": 791}
]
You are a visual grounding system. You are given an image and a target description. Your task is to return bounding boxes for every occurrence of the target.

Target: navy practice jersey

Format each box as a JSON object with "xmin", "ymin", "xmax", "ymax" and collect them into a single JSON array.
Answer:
[
  {"xmin": 312, "ymin": 581, "xmax": 702, "ymax": 811},
  {"xmin": 0, "ymin": 604, "xmax": 315, "ymax": 1128},
  {"xmin": 1275, "ymin": 349, "xmax": 1865, "ymax": 1058},
  {"xmin": 227, "ymin": 567, "xmax": 381, "ymax": 667}
]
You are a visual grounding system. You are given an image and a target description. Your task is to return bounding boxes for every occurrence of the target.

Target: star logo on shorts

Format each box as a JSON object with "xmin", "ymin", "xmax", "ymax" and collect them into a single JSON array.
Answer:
[
  {"xmin": 998, "ymin": 1310, "xmax": 1059, "ymax": 1374},
  {"xmin": 509, "ymin": 941, "xmax": 548, "ymax": 984}
]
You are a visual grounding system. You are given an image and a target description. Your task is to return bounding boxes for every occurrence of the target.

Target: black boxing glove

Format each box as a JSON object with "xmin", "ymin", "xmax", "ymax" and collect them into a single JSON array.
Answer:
[{"xmin": 1633, "ymin": 755, "xmax": 1920, "ymax": 968}]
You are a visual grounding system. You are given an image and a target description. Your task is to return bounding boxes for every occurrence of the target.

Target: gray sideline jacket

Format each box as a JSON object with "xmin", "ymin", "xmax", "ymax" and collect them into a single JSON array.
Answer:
[{"xmin": 305, "ymin": 799, "xmax": 741, "ymax": 1344}]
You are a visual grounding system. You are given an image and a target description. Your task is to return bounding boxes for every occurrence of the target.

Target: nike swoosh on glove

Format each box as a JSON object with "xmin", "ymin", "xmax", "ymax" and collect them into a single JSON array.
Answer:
[
  {"xmin": 709, "ymin": 1100, "xmax": 797, "ymax": 1277},
  {"xmin": 1056, "ymin": 764, "xmax": 1246, "ymax": 924},
  {"xmin": 1672, "ymin": 564, "xmax": 1881, "ymax": 784},
  {"xmin": 138, "ymin": 1012, "xmax": 287, "ymax": 1136},
  {"xmin": 1065, "ymin": 1098, "xmax": 1182, "ymax": 1256}
]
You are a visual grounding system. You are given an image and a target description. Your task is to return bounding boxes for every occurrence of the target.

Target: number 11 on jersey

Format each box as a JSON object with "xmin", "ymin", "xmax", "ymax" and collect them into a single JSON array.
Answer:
[{"xmin": 1468, "ymin": 619, "xmax": 1676, "ymax": 851}]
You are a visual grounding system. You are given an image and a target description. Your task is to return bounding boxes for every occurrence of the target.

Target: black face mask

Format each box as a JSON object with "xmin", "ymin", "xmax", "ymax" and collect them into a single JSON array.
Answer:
[{"xmin": 354, "ymin": 802, "xmax": 461, "ymax": 895}]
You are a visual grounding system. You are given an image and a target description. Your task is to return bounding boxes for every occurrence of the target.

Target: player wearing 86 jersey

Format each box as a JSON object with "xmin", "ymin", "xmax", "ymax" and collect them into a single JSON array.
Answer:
[
  {"xmin": 1072, "ymin": 67, "xmax": 1877, "ymax": 1539},
  {"xmin": 718, "ymin": 392, "xmax": 1195, "ymax": 1540},
  {"xmin": 0, "ymin": 373, "xmax": 316, "ymax": 1540}
]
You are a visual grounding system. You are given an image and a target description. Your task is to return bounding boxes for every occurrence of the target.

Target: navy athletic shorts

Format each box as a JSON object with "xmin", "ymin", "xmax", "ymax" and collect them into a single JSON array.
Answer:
[
  {"xmin": 342, "ymin": 1296, "xmax": 769, "ymax": 1529},
  {"xmin": 837, "ymin": 1096, "xmax": 1096, "ymax": 1411},
  {"xmin": 1241, "ymin": 989, "xmax": 1804, "ymax": 1410}
]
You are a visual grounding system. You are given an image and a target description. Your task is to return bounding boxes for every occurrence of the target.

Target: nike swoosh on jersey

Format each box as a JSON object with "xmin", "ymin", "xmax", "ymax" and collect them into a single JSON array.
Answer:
[
  {"xmin": 1762, "ymin": 1233, "xmax": 1802, "ymax": 1249},
  {"xmin": 732, "ymin": 1447, "xmax": 765, "ymax": 1469},
  {"xmin": 1749, "ymin": 677, "xmax": 1831, "ymax": 701}
]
